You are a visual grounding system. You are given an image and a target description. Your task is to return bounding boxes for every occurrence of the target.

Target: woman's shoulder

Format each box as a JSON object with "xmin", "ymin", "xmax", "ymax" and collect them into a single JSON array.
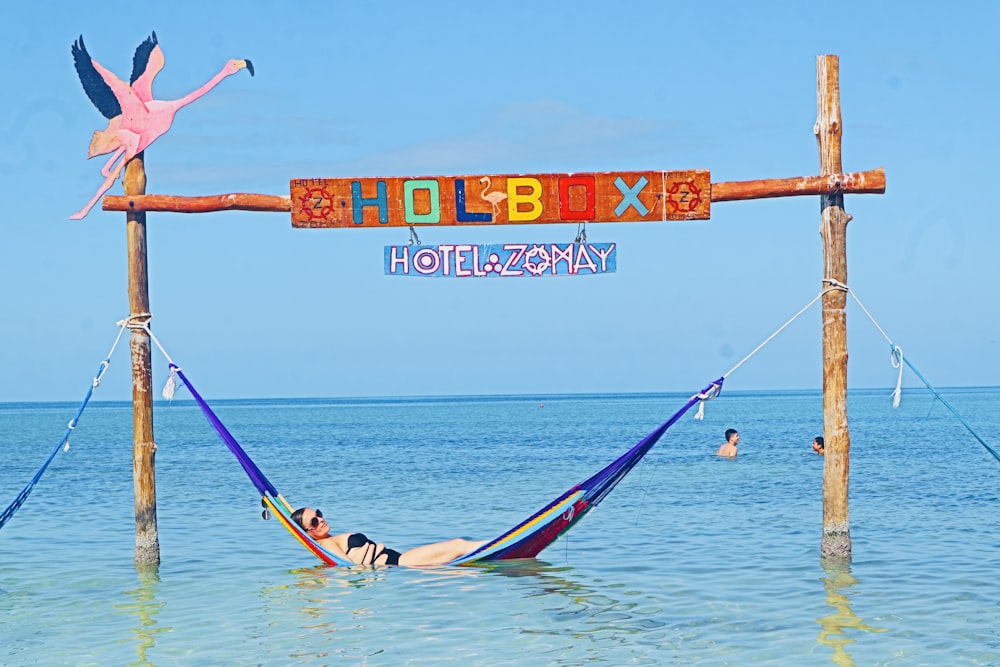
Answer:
[{"xmin": 326, "ymin": 531, "xmax": 356, "ymax": 547}]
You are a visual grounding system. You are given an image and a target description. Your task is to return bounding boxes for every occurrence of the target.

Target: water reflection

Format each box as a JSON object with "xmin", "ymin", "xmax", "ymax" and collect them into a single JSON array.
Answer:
[
  {"xmin": 275, "ymin": 559, "xmax": 668, "ymax": 662},
  {"xmin": 817, "ymin": 559, "xmax": 887, "ymax": 666},
  {"xmin": 115, "ymin": 563, "xmax": 170, "ymax": 667}
]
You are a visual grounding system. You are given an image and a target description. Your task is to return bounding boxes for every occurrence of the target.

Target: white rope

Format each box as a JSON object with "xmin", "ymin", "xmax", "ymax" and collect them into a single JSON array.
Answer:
[
  {"xmin": 693, "ymin": 286, "xmax": 842, "ymax": 421},
  {"xmin": 117, "ymin": 314, "xmax": 184, "ymax": 400},
  {"xmin": 890, "ymin": 345, "xmax": 904, "ymax": 408},
  {"xmin": 842, "ymin": 288, "xmax": 906, "ymax": 408},
  {"xmin": 61, "ymin": 318, "xmax": 134, "ymax": 452},
  {"xmin": 720, "ymin": 288, "xmax": 836, "ymax": 380}
]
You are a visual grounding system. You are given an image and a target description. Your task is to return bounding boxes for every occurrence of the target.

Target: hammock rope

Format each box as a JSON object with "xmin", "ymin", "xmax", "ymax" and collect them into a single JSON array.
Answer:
[
  {"xmin": 844, "ymin": 285, "xmax": 1000, "ymax": 464},
  {"xmin": 0, "ymin": 318, "xmax": 131, "ymax": 532},
  {"xmin": 695, "ymin": 285, "xmax": 843, "ymax": 421}
]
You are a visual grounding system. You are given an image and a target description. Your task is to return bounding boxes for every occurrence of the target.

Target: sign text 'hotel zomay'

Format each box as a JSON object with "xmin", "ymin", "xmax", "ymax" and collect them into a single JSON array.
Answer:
[{"xmin": 290, "ymin": 170, "xmax": 709, "ymax": 277}]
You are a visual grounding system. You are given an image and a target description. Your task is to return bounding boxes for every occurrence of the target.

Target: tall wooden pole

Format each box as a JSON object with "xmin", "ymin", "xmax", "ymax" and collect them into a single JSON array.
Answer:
[
  {"xmin": 816, "ymin": 55, "xmax": 852, "ymax": 559},
  {"xmin": 124, "ymin": 152, "xmax": 160, "ymax": 565}
]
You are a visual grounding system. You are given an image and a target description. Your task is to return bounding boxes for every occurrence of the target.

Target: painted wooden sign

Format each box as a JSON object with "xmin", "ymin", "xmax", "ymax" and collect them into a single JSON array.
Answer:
[
  {"xmin": 385, "ymin": 243, "xmax": 617, "ymax": 277},
  {"xmin": 291, "ymin": 170, "xmax": 709, "ymax": 228}
]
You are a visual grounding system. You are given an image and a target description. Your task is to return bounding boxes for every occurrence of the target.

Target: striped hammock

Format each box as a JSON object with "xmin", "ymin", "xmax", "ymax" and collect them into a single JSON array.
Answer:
[{"xmin": 173, "ymin": 363, "xmax": 722, "ymax": 565}]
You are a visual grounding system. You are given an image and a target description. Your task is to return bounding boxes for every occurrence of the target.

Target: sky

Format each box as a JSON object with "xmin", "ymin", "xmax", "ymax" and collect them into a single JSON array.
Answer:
[{"xmin": 0, "ymin": 0, "xmax": 997, "ymax": 402}]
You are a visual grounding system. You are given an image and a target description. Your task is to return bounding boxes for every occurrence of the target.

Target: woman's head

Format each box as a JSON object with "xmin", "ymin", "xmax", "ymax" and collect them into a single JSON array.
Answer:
[{"xmin": 292, "ymin": 507, "xmax": 327, "ymax": 535}]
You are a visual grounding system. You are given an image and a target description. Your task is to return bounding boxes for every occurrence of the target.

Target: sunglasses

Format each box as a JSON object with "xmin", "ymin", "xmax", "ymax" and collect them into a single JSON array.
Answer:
[{"xmin": 306, "ymin": 509, "xmax": 324, "ymax": 530}]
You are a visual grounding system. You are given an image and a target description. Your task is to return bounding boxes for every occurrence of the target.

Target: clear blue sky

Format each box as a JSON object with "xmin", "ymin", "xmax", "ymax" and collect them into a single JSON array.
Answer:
[{"xmin": 1, "ymin": 1, "xmax": 996, "ymax": 402}]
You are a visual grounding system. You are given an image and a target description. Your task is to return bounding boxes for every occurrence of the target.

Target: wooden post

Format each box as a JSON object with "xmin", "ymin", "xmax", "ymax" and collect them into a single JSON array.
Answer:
[
  {"xmin": 816, "ymin": 55, "xmax": 852, "ymax": 559},
  {"xmin": 124, "ymin": 152, "xmax": 160, "ymax": 565}
]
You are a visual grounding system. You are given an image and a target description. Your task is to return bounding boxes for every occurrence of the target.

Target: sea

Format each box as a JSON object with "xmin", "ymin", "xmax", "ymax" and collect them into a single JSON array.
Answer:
[{"xmin": 1, "ymin": 387, "xmax": 998, "ymax": 666}]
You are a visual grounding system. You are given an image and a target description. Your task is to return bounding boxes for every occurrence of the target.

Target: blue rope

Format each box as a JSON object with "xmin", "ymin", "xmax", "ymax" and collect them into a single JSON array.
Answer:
[
  {"xmin": 0, "ymin": 359, "xmax": 109, "ymax": 531},
  {"xmin": 899, "ymin": 349, "xmax": 1000, "ymax": 464}
]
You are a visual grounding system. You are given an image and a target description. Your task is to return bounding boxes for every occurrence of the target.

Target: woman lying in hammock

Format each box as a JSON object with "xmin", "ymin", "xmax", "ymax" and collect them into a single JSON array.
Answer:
[{"xmin": 292, "ymin": 507, "xmax": 488, "ymax": 566}]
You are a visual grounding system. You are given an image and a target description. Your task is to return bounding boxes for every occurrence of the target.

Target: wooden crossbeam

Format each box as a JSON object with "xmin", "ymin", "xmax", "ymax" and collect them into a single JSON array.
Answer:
[{"xmin": 100, "ymin": 167, "xmax": 885, "ymax": 216}]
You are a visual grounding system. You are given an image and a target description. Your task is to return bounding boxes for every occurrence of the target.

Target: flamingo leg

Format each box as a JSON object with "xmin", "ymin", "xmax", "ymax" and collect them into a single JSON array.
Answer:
[
  {"xmin": 70, "ymin": 134, "xmax": 139, "ymax": 220},
  {"xmin": 101, "ymin": 145, "xmax": 126, "ymax": 177}
]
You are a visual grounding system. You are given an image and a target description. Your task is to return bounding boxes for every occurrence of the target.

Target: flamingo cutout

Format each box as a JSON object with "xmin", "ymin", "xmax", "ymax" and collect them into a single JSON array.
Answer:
[
  {"xmin": 70, "ymin": 32, "xmax": 254, "ymax": 219},
  {"xmin": 479, "ymin": 176, "xmax": 508, "ymax": 219}
]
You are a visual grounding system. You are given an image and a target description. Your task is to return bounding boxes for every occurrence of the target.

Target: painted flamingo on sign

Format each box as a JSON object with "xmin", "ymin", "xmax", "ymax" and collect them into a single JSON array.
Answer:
[
  {"xmin": 478, "ymin": 176, "xmax": 508, "ymax": 219},
  {"xmin": 70, "ymin": 32, "xmax": 254, "ymax": 219}
]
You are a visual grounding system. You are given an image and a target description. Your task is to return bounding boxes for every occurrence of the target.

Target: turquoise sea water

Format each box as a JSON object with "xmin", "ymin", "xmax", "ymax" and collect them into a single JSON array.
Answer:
[{"xmin": 1, "ymin": 387, "xmax": 999, "ymax": 666}]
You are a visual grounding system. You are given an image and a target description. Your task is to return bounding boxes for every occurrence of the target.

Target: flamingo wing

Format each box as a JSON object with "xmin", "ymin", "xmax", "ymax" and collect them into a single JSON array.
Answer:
[
  {"xmin": 89, "ymin": 56, "xmax": 148, "ymax": 118},
  {"xmin": 71, "ymin": 36, "xmax": 121, "ymax": 120},
  {"xmin": 129, "ymin": 32, "xmax": 163, "ymax": 102}
]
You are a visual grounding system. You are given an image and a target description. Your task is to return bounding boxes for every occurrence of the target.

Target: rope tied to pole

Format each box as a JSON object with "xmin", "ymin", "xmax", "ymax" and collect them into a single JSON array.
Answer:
[
  {"xmin": 846, "ymin": 286, "xmax": 1000, "ymax": 464},
  {"xmin": 822, "ymin": 277, "xmax": 849, "ymax": 292},
  {"xmin": 0, "ymin": 317, "xmax": 132, "ymax": 531},
  {"xmin": 119, "ymin": 312, "xmax": 153, "ymax": 330},
  {"xmin": 126, "ymin": 318, "xmax": 183, "ymax": 401}
]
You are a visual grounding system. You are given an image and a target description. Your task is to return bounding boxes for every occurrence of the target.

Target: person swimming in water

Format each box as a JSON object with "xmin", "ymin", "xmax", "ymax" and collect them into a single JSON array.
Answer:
[
  {"xmin": 715, "ymin": 428, "xmax": 739, "ymax": 458},
  {"xmin": 291, "ymin": 507, "xmax": 488, "ymax": 566}
]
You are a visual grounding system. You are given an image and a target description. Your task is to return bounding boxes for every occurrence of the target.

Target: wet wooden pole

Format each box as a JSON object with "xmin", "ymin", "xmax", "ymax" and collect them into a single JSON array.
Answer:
[
  {"xmin": 123, "ymin": 152, "xmax": 160, "ymax": 565},
  {"xmin": 816, "ymin": 55, "xmax": 852, "ymax": 559}
]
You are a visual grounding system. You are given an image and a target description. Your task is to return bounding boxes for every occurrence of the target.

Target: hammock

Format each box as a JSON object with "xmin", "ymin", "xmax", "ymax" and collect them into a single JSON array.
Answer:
[{"xmin": 171, "ymin": 362, "xmax": 723, "ymax": 565}]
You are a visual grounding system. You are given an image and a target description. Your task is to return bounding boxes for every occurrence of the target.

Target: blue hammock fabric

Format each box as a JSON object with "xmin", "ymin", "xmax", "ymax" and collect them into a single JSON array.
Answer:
[
  {"xmin": 174, "ymin": 362, "xmax": 722, "ymax": 565},
  {"xmin": 0, "ymin": 360, "xmax": 109, "ymax": 532}
]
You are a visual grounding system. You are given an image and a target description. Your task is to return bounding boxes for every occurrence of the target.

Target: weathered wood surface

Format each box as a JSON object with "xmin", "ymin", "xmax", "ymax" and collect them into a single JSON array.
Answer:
[
  {"xmin": 816, "ymin": 55, "xmax": 852, "ymax": 560},
  {"xmin": 100, "ymin": 167, "xmax": 884, "ymax": 217},
  {"xmin": 711, "ymin": 168, "xmax": 884, "ymax": 201},
  {"xmin": 103, "ymin": 193, "xmax": 292, "ymax": 213},
  {"xmin": 123, "ymin": 152, "xmax": 160, "ymax": 565}
]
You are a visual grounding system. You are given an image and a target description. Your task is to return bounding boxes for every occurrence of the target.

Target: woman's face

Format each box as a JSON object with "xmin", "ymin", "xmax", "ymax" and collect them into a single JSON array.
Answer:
[{"xmin": 301, "ymin": 508, "xmax": 330, "ymax": 538}]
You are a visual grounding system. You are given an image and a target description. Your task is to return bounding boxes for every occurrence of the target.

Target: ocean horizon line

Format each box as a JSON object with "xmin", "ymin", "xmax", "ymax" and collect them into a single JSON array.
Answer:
[{"xmin": 3, "ymin": 384, "xmax": 998, "ymax": 409}]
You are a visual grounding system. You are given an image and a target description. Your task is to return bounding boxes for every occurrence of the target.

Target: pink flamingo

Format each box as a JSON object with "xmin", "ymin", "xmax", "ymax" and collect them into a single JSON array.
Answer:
[
  {"xmin": 70, "ymin": 33, "xmax": 254, "ymax": 219},
  {"xmin": 478, "ymin": 176, "xmax": 508, "ymax": 219}
]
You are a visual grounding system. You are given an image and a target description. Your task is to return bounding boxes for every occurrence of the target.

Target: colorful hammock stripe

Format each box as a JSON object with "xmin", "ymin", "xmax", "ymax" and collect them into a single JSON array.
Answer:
[
  {"xmin": 174, "ymin": 362, "xmax": 722, "ymax": 566},
  {"xmin": 447, "ymin": 384, "xmax": 720, "ymax": 564}
]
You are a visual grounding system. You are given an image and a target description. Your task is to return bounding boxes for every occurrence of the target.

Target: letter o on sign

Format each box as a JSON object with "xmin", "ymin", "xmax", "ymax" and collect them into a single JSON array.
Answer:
[{"xmin": 413, "ymin": 248, "xmax": 441, "ymax": 275}]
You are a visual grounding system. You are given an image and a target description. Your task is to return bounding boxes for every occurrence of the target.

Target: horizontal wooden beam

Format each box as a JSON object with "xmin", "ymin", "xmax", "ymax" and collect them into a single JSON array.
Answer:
[
  {"xmin": 103, "ymin": 193, "xmax": 292, "ymax": 214},
  {"xmin": 100, "ymin": 167, "xmax": 885, "ymax": 216},
  {"xmin": 711, "ymin": 167, "xmax": 885, "ymax": 202}
]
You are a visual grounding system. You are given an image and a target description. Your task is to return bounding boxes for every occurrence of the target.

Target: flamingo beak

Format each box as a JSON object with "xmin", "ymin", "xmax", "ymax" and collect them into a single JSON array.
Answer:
[{"xmin": 243, "ymin": 59, "xmax": 255, "ymax": 77}]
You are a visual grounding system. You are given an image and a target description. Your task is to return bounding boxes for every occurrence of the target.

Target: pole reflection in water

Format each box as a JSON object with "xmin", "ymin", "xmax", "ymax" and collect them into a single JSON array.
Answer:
[
  {"xmin": 116, "ymin": 563, "xmax": 169, "ymax": 667},
  {"xmin": 817, "ymin": 559, "xmax": 887, "ymax": 666}
]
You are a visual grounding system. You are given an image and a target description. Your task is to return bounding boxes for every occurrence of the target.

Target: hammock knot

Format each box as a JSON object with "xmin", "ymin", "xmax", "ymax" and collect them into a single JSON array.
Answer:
[{"xmin": 693, "ymin": 382, "xmax": 723, "ymax": 420}]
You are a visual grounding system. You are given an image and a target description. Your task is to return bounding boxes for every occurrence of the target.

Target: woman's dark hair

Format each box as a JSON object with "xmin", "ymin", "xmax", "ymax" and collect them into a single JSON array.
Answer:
[{"xmin": 291, "ymin": 508, "xmax": 306, "ymax": 530}]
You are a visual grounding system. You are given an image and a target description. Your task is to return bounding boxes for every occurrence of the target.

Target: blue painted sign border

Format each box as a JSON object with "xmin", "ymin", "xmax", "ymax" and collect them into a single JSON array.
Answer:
[{"xmin": 385, "ymin": 243, "xmax": 617, "ymax": 277}]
